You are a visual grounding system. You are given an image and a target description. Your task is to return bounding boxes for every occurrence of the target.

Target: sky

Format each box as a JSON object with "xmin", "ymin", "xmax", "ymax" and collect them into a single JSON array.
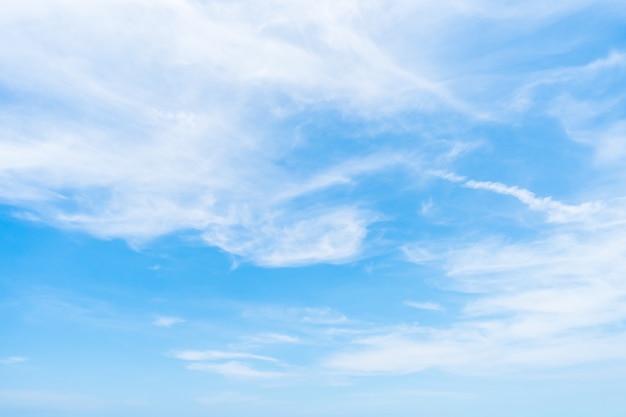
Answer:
[{"xmin": 1, "ymin": 0, "xmax": 626, "ymax": 416}]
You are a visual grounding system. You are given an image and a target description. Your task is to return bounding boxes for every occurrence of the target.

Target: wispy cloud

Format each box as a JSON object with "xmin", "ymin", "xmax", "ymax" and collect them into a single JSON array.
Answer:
[
  {"xmin": 2, "ymin": 3, "xmax": 626, "ymax": 411},
  {"xmin": 404, "ymin": 301, "xmax": 444, "ymax": 311},
  {"xmin": 1, "ymin": 0, "xmax": 461, "ymax": 266},
  {"xmin": 430, "ymin": 170, "xmax": 603, "ymax": 223},
  {"xmin": 172, "ymin": 350, "xmax": 278, "ymax": 363},
  {"xmin": 152, "ymin": 315, "xmax": 185, "ymax": 327},
  {"xmin": 463, "ymin": 179, "xmax": 602, "ymax": 223},
  {"xmin": 2, "ymin": 0, "xmax": 621, "ymax": 268},
  {"xmin": 5, "ymin": 0, "xmax": 590, "ymax": 266},
  {"xmin": 238, "ymin": 333, "xmax": 300, "ymax": 346},
  {"xmin": 242, "ymin": 306, "xmax": 351, "ymax": 325},
  {"xmin": 328, "ymin": 206, "xmax": 626, "ymax": 375},
  {"xmin": 0, "ymin": 356, "xmax": 28, "ymax": 365},
  {"xmin": 300, "ymin": 307, "xmax": 351, "ymax": 325},
  {"xmin": 187, "ymin": 361, "xmax": 286, "ymax": 379}
]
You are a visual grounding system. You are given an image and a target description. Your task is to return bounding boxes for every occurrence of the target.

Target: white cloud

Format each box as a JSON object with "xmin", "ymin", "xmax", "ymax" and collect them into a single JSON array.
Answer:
[
  {"xmin": 241, "ymin": 306, "xmax": 351, "ymax": 326},
  {"xmin": 239, "ymin": 333, "xmax": 300, "ymax": 345},
  {"xmin": 327, "ymin": 209, "xmax": 626, "ymax": 375},
  {"xmin": 8, "ymin": 0, "xmax": 615, "ymax": 265},
  {"xmin": 431, "ymin": 170, "xmax": 603, "ymax": 223},
  {"xmin": 203, "ymin": 208, "xmax": 370, "ymax": 267},
  {"xmin": 172, "ymin": 349, "xmax": 288, "ymax": 379},
  {"xmin": 152, "ymin": 315, "xmax": 185, "ymax": 327},
  {"xmin": 463, "ymin": 179, "xmax": 602, "ymax": 223},
  {"xmin": 0, "ymin": 0, "xmax": 413, "ymax": 266},
  {"xmin": 404, "ymin": 301, "xmax": 444, "ymax": 311},
  {"xmin": 300, "ymin": 307, "xmax": 351, "ymax": 325},
  {"xmin": 0, "ymin": 356, "xmax": 28, "ymax": 365},
  {"xmin": 329, "ymin": 149, "xmax": 626, "ymax": 376},
  {"xmin": 401, "ymin": 245, "xmax": 437, "ymax": 264},
  {"xmin": 172, "ymin": 350, "xmax": 278, "ymax": 362},
  {"xmin": 508, "ymin": 49, "xmax": 626, "ymax": 167},
  {"xmin": 420, "ymin": 198, "xmax": 434, "ymax": 215},
  {"xmin": 325, "ymin": 327, "xmax": 626, "ymax": 376},
  {"xmin": 187, "ymin": 361, "xmax": 285, "ymax": 379}
]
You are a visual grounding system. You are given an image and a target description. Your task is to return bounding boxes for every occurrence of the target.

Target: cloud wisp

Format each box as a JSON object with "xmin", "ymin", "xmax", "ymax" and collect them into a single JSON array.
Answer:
[
  {"xmin": 187, "ymin": 361, "xmax": 286, "ymax": 379},
  {"xmin": 403, "ymin": 301, "xmax": 444, "ymax": 311},
  {"xmin": 172, "ymin": 350, "xmax": 278, "ymax": 363},
  {"xmin": 152, "ymin": 315, "xmax": 185, "ymax": 327},
  {"xmin": 172, "ymin": 349, "xmax": 290, "ymax": 379},
  {"xmin": 0, "ymin": 356, "xmax": 28, "ymax": 365}
]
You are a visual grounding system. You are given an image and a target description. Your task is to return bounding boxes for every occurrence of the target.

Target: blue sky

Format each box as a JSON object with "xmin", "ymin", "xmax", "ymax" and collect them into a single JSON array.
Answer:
[{"xmin": 1, "ymin": 1, "xmax": 626, "ymax": 416}]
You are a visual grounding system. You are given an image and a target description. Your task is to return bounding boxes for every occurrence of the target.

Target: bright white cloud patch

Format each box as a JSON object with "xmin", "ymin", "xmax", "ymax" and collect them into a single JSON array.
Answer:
[{"xmin": 2, "ymin": 0, "xmax": 425, "ymax": 266}]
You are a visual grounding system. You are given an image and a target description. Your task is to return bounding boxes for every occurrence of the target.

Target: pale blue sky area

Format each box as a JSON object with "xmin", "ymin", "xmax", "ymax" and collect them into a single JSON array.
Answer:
[{"xmin": 2, "ymin": 1, "xmax": 626, "ymax": 416}]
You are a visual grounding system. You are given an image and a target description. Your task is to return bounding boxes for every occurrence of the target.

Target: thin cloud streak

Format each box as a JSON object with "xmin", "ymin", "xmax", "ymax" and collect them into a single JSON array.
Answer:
[
  {"xmin": 463, "ymin": 179, "xmax": 602, "ymax": 223},
  {"xmin": 186, "ymin": 361, "xmax": 286, "ymax": 379},
  {"xmin": 404, "ymin": 301, "xmax": 444, "ymax": 311},
  {"xmin": 0, "ymin": 356, "xmax": 28, "ymax": 365},
  {"xmin": 172, "ymin": 350, "xmax": 278, "ymax": 363}
]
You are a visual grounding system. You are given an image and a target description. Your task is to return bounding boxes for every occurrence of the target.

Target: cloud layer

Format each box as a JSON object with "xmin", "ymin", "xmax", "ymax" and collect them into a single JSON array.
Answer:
[{"xmin": 4, "ymin": 0, "xmax": 623, "ymax": 267}]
